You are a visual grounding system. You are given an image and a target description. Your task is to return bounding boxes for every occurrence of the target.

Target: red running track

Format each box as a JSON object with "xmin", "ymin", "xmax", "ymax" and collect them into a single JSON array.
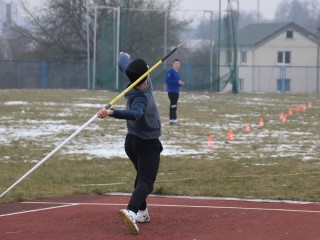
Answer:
[{"xmin": 1, "ymin": 194, "xmax": 320, "ymax": 240}]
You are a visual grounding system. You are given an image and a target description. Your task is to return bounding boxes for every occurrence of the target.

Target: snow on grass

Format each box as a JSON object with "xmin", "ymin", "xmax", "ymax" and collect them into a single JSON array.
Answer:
[
  {"xmin": 3, "ymin": 101, "xmax": 29, "ymax": 105},
  {"xmin": 1, "ymin": 92, "xmax": 319, "ymax": 161}
]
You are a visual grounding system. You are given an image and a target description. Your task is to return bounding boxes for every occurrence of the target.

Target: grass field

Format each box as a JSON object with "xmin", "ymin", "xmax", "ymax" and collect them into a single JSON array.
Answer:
[{"xmin": 1, "ymin": 89, "xmax": 320, "ymax": 203}]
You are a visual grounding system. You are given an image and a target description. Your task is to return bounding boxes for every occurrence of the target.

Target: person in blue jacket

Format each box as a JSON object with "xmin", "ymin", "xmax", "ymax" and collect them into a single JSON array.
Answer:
[
  {"xmin": 165, "ymin": 58, "xmax": 184, "ymax": 125},
  {"xmin": 97, "ymin": 52, "xmax": 163, "ymax": 235}
]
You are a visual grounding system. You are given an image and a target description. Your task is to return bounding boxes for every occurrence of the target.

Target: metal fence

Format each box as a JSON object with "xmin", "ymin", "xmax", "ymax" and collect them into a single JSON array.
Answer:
[
  {"xmin": 1, "ymin": 60, "xmax": 319, "ymax": 93},
  {"xmin": 0, "ymin": 60, "xmax": 87, "ymax": 89},
  {"xmin": 0, "ymin": 59, "xmax": 214, "ymax": 91}
]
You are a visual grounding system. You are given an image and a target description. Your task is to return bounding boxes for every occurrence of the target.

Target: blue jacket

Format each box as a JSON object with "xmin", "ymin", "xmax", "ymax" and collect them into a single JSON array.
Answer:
[
  {"xmin": 165, "ymin": 68, "xmax": 181, "ymax": 93},
  {"xmin": 112, "ymin": 53, "xmax": 161, "ymax": 140}
]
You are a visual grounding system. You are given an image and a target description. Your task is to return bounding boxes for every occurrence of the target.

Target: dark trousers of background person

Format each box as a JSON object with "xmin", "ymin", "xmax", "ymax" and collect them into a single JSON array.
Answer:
[
  {"xmin": 124, "ymin": 133, "xmax": 163, "ymax": 213},
  {"xmin": 168, "ymin": 92, "xmax": 179, "ymax": 120}
]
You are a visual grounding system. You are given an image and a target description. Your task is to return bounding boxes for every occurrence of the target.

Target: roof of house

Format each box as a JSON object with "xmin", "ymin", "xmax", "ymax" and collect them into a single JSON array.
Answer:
[{"xmin": 238, "ymin": 22, "xmax": 319, "ymax": 47}]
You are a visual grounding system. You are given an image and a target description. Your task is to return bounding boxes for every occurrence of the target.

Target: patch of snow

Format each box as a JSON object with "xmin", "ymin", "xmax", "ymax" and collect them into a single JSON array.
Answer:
[{"xmin": 3, "ymin": 101, "xmax": 29, "ymax": 105}]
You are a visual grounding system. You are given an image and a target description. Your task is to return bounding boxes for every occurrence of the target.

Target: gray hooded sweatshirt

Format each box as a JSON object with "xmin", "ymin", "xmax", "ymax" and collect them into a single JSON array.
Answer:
[{"xmin": 112, "ymin": 53, "xmax": 162, "ymax": 140}]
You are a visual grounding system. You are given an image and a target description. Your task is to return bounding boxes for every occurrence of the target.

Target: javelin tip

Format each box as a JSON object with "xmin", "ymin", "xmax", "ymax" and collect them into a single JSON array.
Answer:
[
  {"xmin": 161, "ymin": 42, "xmax": 183, "ymax": 62},
  {"xmin": 176, "ymin": 42, "xmax": 183, "ymax": 48}
]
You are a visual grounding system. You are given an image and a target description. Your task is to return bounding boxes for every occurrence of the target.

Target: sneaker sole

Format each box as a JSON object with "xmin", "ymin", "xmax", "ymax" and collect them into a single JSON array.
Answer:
[{"xmin": 118, "ymin": 210, "xmax": 139, "ymax": 235}]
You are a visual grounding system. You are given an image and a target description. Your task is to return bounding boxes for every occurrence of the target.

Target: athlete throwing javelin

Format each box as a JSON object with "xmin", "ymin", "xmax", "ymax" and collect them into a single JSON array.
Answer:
[{"xmin": 97, "ymin": 52, "xmax": 163, "ymax": 235}]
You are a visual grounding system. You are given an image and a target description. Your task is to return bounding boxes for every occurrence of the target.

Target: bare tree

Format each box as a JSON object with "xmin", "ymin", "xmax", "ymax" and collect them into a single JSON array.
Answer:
[
  {"xmin": 275, "ymin": 0, "xmax": 320, "ymax": 33},
  {"xmin": 275, "ymin": 0, "xmax": 292, "ymax": 22},
  {"xmin": 238, "ymin": 11, "xmax": 258, "ymax": 28},
  {"xmin": 12, "ymin": 0, "xmax": 90, "ymax": 60},
  {"xmin": 9, "ymin": 0, "xmax": 185, "ymax": 61},
  {"xmin": 304, "ymin": 0, "xmax": 320, "ymax": 34}
]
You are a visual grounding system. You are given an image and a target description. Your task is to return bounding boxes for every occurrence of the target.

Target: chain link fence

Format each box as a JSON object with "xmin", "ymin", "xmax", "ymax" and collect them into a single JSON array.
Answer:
[
  {"xmin": 1, "ymin": 59, "xmax": 318, "ymax": 93},
  {"xmin": 0, "ymin": 60, "xmax": 87, "ymax": 89}
]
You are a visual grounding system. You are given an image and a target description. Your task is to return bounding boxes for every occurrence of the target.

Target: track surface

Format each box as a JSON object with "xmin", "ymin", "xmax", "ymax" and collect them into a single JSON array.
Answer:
[{"xmin": 1, "ymin": 194, "xmax": 320, "ymax": 240}]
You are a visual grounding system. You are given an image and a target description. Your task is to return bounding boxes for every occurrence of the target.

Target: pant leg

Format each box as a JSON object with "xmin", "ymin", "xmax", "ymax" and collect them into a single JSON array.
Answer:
[
  {"xmin": 125, "ymin": 134, "xmax": 141, "ymax": 201},
  {"xmin": 125, "ymin": 134, "xmax": 162, "ymax": 213},
  {"xmin": 168, "ymin": 92, "xmax": 179, "ymax": 120}
]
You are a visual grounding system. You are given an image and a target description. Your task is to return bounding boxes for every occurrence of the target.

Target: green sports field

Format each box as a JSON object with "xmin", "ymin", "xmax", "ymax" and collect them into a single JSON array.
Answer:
[{"xmin": 0, "ymin": 89, "xmax": 320, "ymax": 203}]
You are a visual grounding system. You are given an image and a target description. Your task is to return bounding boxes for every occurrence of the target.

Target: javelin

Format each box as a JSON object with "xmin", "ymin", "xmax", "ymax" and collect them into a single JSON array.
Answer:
[{"xmin": 0, "ymin": 43, "xmax": 183, "ymax": 199}]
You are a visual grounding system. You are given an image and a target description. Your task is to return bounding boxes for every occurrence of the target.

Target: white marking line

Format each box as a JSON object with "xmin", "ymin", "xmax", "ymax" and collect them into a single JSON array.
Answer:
[
  {"xmin": 156, "ymin": 178, "xmax": 194, "ymax": 183},
  {"xmin": 148, "ymin": 204, "xmax": 320, "ymax": 213},
  {"xmin": 19, "ymin": 201, "xmax": 320, "ymax": 214},
  {"xmin": 77, "ymin": 178, "xmax": 194, "ymax": 187},
  {"xmin": 78, "ymin": 183, "xmax": 125, "ymax": 187},
  {"xmin": 107, "ymin": 193, "xmax": 320, "ymax": 205},
  {"xmin": 0, "ymin": 203, "xmax": 78, "ymax": 218}
]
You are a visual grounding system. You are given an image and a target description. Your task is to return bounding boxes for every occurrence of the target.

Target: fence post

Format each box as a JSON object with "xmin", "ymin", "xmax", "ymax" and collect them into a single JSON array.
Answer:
[
  {"xmin": 67, "ymin": 61, "xmax": 71, "ymax": 89},
  {"xmin": 40, "ymin": 60, "xmax": 47, "ymax": 89},
  {"xmin": 17, "ymin": 60, "xmax": 22, "ymax": 88}
]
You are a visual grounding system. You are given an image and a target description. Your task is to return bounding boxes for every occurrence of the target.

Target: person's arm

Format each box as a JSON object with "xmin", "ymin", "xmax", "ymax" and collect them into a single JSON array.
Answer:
[
  {"xmin": 97, "ymin": 95, "xmax": 147, "ymax": 121},
  {"xmin": 118, "ymin": 52, "xmax": 131, "ymax": 73},
  {"xmin": 113, "ymin": 95, "xmax": 147, "ymax": 120}
]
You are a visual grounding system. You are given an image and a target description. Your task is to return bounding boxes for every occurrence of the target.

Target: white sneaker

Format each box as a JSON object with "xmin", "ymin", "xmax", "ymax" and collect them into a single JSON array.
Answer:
[
  {"xmin": 118, "ymin": 209, "xmax": 139, "ymax": 235},
  {"xmin": 169, "ymin": 119, "xmax": 179, "ymax": 125},
  {"xmin": 136, "ymin": 208, "xmax": 151, "ymax": 223}
]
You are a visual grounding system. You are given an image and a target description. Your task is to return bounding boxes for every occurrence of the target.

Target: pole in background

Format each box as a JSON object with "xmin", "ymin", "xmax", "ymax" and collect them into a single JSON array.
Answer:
[
  {"xmin": 163, "ymin": 10, "xmax": 167, "ymax": 70},
  {"xmin": 205, "ymin": 10, "xmax": 213, "ymax": 92},
  {"xmin": 217, "ymin": 0, "xmax": 221, "ymax": 92},
  {"xmin": 92, "ymin": 5, "xmax": 97, "ymax": 90},
  {"xmin": 115, "ymin": 6, "xmax": 120, "ymax": 91},
  {"xmin": 257, "ymin": 0, "xmax": 260, "ymax": 23},
  {"xmin": 317, "ymin": 38, "xmax": 320, "ymax": 93},
  {"xmin": 86, "ymin": 0, "xmax": 90, "ymax": 90},
  {"xmin": 228, "ymin": 0, "xmax": 240, "ymax": 93}
]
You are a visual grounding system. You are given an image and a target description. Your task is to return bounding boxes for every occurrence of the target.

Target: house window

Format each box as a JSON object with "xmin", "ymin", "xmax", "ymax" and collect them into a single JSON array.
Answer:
[
  {"xmin": 226, "ymin": 50, "xmax": 233, "ymax": 64},
  {"xmin": 277, "ymin": 78, "xmax": 291, "ymax": 92},
  {"xmin": 286, "ymin": 30, "xmax": 293, "ymax": 38},
  {"xmin": 240, "ymin": 51, "xmax": 247, "ymax": 64},
  {"xmin": 277, "ymin": 51, "xmax": 291, "ymax": 64}
]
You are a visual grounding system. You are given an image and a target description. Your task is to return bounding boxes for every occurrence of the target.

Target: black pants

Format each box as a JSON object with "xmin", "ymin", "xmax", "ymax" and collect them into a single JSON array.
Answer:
[
  {"xmin": 124, "ymin": 133, "xmax": 163, "ymax": 213},
  {"xmin": 168, "ymin": 92, "xmax": 179, "ymax": 120}
]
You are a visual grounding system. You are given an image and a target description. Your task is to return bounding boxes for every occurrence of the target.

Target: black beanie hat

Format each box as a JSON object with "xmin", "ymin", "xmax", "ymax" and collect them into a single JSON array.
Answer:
[{"xmin": 125, "ymin": 59, "xmax": 148, "ymax": 86}]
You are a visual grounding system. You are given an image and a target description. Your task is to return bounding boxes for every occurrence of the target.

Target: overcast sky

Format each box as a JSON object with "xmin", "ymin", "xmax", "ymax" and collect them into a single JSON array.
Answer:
[
  {"xmin": 23, "ymin": 0, "xmax": 280, "ymax": 20},
  {"xmin": 179, "ymin": 0, "xmax": 280, "ymax": 20}
]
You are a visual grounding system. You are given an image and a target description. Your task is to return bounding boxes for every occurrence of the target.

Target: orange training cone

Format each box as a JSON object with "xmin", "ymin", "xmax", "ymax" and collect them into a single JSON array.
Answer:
[
  {"xmin": 301, "ymin": 104, "xmax": 306, "ymax": 111},
  {"xmin": 288, "ymin": 108, "xmax": 293, "ymax": 116},
  {"xmin": 227, "ymin": 129, "xmax": 234, "ymax": 142},
  {"xmin": 296, "ymin": 105, "xmax": 300, "ymax": 113},
  {"xmin": 258, "ymin": 117, "xmax": 264, "ymax": 127},
  {"xmin": 308, "ymin": 101, "xmax": 312, "ymax": 108},
  {"xmin": 244, "ymin": 123, "xmax": 251, "ymax": 133},
  {"xmin": 282, "ymin": 114, "xmax": 287, "ymax": 123},
  {"xmin": 279, "ymin": 112, "xmax": 284, "ymax": 121},
  {"xmin": 207, "ymin": 135, "xmax": 214, "ymax": 148}
]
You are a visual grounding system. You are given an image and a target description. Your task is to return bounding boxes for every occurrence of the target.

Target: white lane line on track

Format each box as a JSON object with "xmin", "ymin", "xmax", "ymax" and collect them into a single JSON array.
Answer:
[
  {"xmin": 77, "ymin": 178, "xmax": 194, "ymax": 187},
  {"xmin": 0, "ymin": 203, "xmax": 78, "ymax": 217},
  {"xmin": 107, "ymin": 193, "xmax": 320, "ymax": 205},
  {"xmin": 20, "ymin": 201, "xmax": 320, "ymax": 214}
]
